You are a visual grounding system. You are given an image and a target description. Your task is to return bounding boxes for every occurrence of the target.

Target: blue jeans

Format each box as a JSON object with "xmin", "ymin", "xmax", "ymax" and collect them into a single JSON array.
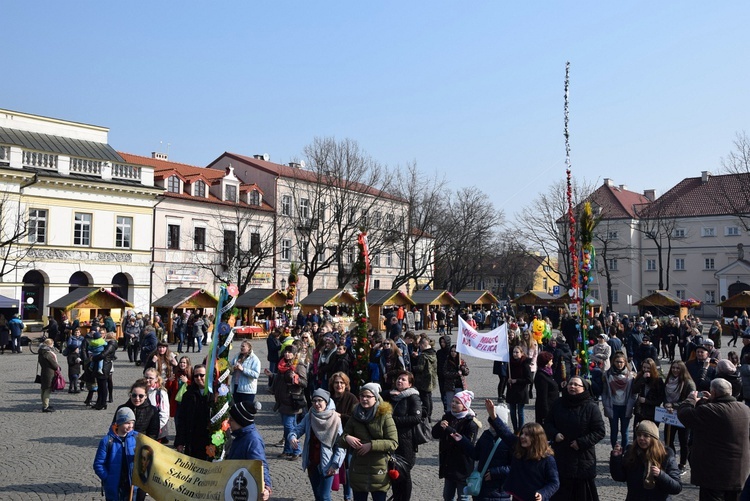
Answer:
[
  {"xmin": 610, "ymin": 404, "xmax": 630, "ymax": 448},
  {"xmin": 509, "ymin": 403, "xmax": 525, "ymax": 432},
  {"xmin": 281, "ymin": 413, "xmax": 302, "ymax": 455},
  {"xmin": 353, "ymin": 492, "xmax": 386, "ymax": 501},
  {"xmin": 176, "ymin": 331, "xmax": 185, "ymax": 352},
  {"xmin": 443, "ymin": 477, "xmax": 470, "ymax": 501},
  {"xmin": 308, "ymin": 467, "xmax": 335, "ymax": 501}
]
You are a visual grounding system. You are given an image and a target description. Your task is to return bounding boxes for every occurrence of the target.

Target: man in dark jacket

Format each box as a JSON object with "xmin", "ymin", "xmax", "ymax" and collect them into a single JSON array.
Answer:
[
  {"xmin": 91, "ymin": 332, "xmax": 118, "ymax": 410},
  {"xmin": 686, "ymin": 344, "xmax": 717, "ymax": 392},
  {"xmin": 138, "ymin": 326, "xmax": 158, "ymax": 367},
  {"xmin": 411, "ymin": 336, "xmax": 438, "ymax": 421},
  {"xmin": 633, "ymin": 335, "xmax": 658, "ymax": 369},
  {"xmin": 677, "ymin": 378, "xmax": 750, "ymax": 500}
]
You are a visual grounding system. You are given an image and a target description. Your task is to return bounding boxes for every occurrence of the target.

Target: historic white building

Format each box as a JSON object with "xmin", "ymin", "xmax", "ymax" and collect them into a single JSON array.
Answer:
[{"xmin": 0, "ymin": 109, "xmax": 161, "ymax": 321}]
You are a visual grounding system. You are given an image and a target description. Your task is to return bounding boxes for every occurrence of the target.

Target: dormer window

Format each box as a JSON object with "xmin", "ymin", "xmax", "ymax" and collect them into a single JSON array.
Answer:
[
  {"xmin": 249, "ymin": 189, "xmax": 261, "ymax": 206},
  {"xmin": 225, "ymin": 184, "xmax": 237, "ymax": 203},
  {"xmin": 194, "ymin": 180, "xmax": 206, "ymax": 198},
  {"xmin": 167, "ymin": 175, "xmax": 181, "ymax": 193}
]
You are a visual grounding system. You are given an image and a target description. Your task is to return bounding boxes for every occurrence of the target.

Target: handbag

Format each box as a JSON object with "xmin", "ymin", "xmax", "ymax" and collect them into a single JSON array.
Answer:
[
  {"xmin": 464, "ymin": 435, "xmax": 503, "ymax": 496},
  {"xmin": 412, "ymin": 418, "xmax": 431, "ymax": 446},
  {"xmin": 387, "ymin": 453, "xmax": 409, "ymax": 482},
  {"xmin": 53, "ymin": 368, "xmax": 66, "ymax": 391},
  {"xmin": 34, "ymin": 362, "xmax": 41, "ymax": 384}
]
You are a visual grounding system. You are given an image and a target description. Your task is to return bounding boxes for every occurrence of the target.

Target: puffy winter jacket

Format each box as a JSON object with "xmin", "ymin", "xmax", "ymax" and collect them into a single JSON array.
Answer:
[{"xmin": 93, "ymin": 428, "xmax": 138, "ymax": 501}]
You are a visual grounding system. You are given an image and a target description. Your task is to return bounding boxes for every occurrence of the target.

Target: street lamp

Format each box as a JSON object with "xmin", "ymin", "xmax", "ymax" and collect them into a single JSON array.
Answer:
[{"xmin": 281, "ymin": 278, "xmax": 287, "ymax": 291}]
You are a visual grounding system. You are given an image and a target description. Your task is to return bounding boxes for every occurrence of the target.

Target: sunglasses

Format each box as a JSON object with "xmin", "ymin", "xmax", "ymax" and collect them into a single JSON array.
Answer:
[
  {"xmin": 131, "ymin": 393, "xmax": 147, "ymax": 399},
  {"xmin": 194, "ymin": 373, "xmax": 206, "ymax": 378}
]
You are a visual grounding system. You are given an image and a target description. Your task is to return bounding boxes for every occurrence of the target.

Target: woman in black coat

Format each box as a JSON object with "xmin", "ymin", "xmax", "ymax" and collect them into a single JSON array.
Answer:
[
  {"xmin": 175, "ymin": 364, "xmax": 212, "ymax": 460},
  {"xmin": 113, "ymin": 378, "xmax": 160, "ymax": 439},
  {"xmin": 506, "ymin": 345, "xmax": 532, "ymax": 432},
  {"xmin": 534, "ymin": 351, "xmax": 559, "ymax": 425},
  {"xmin": 389, "ymin": 370, "xmax": 423, "ymax": 501},
  {"xmin": 544, "ymin": 376, "xmax": 606, "ymax": 501},
  {"xmin": 91, "ymin": 333, "xmax": 118, "ymax": 410}
]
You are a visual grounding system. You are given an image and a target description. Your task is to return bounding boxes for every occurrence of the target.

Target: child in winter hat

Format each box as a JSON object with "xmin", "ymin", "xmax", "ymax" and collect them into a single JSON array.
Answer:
[{"xmin": 452, "ymin": 390, "xmax": 475, "ymax": 418}]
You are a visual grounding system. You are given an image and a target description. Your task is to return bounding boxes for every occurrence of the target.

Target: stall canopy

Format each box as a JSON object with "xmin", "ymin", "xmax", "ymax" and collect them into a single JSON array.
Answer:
[
  {"xmin": 410, "ymin": 290, "xmax": 460, "ymax": 306},
  {"xmin": 511, "ymin": 291, "xmax": 561, "ymax": 306},
  {"xmin": 633, "ymin": 290, "xmax": 681, "ymax": 318},
  {"xmin": 718, "ymin": 291, "xmax": 750, "ymax": 309},
  {"xmin": 367, "ymin": 289, "xmax": 416, "ymax": 332},
  {"xmin": 235, "ymin": 289, "xmax": 288, "ymax": 309},
  {"xmin": 299, "ymin": 289, "xmax": 357, "ymax": 314},
  {"xmin": 49, "ymin": 287, "xmax": 134, "ymax": 311},
  {"xmin": 152, "ymin": 288, "xmax": 218, "ymax": 310},
  {"xmin": 455, "ymin": 290, "xmax": 499, "ymax": 306},
  {"xmin": 0, "ymin": 294, "xmax": 19, "ymax": 310}
]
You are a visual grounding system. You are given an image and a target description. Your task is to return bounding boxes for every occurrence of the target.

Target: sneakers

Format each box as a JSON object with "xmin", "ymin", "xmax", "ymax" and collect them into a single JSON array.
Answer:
[
  {"xmin": 288, "ymin": 454, "xmax": 301, "ymax": 461},
  {"xmin": 42, "ymin": 406, "xmax": 55, "ymax": 413},
  {"xmin": 679, "ymin": 464, "xmax": 689, "ymax": 476},
  {"xmin": 276, "ymin": 438, "xmax": 285, "ymax": 446}
]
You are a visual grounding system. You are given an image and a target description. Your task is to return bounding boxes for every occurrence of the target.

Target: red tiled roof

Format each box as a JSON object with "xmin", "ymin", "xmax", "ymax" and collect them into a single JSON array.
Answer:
[
  {"xmin": 590, "ymin": 183, "xmax": 651, "ymax": 219},
  {"xmin": 212, "ymin": 152, "xmax": 405, "ymax": 203},
  {"xmin": 640, "ymin": 172, "xmax": 750, "ymax": 218}
]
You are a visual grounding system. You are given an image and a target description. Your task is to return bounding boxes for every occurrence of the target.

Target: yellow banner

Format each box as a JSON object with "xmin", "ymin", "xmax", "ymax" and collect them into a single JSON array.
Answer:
[{"xmin": 132, "ymin": 434, "xmax": 264, "ymax": 501}]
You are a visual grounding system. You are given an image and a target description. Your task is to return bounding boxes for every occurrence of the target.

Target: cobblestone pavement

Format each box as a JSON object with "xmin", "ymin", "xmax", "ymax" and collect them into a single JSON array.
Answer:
[{"xmin": 2, "ymin": 331, "xmax": 721, "ymax": 500}]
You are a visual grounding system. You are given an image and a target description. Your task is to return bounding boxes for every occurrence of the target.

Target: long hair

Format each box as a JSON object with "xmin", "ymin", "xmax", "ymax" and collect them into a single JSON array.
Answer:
[
  {"xmin": 514, "ymin": 422, "xmax": 553, "ymax": 460},
  {"xmin": 666, "ymin": 361, "xmax": 691, "ymax": 384},
  {"xmin": 639, "ymin": 358, "xmax": 660, "ymax": 383},
  {"xmin": 624, "ymin": 436, "xmax": 667, "ymax": 468},
  {"xmin": 147, "ymin": 345, "xmax": 174, "ymax": 380}
]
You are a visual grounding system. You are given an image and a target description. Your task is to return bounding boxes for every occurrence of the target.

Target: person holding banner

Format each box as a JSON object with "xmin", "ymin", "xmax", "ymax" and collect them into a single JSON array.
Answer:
[
  {"xmin": 93, "ymin": 407, "xmax": 139, "ymax": 501},
  {"xmin": 288, "ymin": 389, "xmax": 345, "ymax": 501},
  {"xmin": 507, "ymin": 346, "xmax": 532, "ymax": 432},
  {"xmin": 609, "ymin": 420, "xmax": 682, "ymax": 500},
  {"xmin": 662, "ymin": 361, "xmax": 695, "ymax": 473},
  {"xmin": 226, "ymin": 401, "xmax": 272, "ymax": 501},
  {"xmin": 632, "ymin": 358, "xmax": 665, "ymax": 430}
]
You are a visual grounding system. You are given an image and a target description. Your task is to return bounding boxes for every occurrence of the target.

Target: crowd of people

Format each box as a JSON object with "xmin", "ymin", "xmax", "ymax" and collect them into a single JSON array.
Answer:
[{"xmin": 22, "ymin": 305, "xmax": 750, "ymax": 500}]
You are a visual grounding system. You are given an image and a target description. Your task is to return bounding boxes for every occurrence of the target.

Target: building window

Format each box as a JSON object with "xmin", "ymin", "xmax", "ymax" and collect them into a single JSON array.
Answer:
[
  {"xmin": 346, "ymin": 246, "xmax": 354, "ymax": 264},
  {"xmin": 612, "ymin": 290, "xmax": 619, "ymax": 304},
  {"xmin": 281, "ymin": 195, "xmax": 292, "ymax": 216},
  {"xmin": 386, "ymin": 213, "xmax": 395, "ymax": 229},
  {"xmin": 704, "ymin": 258, "xmax": 715, "ymax": 270},
  {"xmin": 705, "ymin": 290, "xmax": 716, "ymax": 304},
  {"xmin": 542, "ymin": 277, "xmax": 548, "ymax": 290},
  {"xmin": 348, "ymin": 208, "xmax": 356, "ymax": 224},
  {"xmin": 167, "ymin": 224, "xmax": 180, "ymax": 249},
  {"xmin": 675, "ymin": 258, "xmax": 685, "ymax": 271},
  {"xmin": 372, "ymin": 252, "xmax": 380, "ymax": 267},
  {"xmin": 223, "ymin": 230, "xmax": 236, "ymax": 263},
  {"xmin": 701, "ymin": 227, "xmax": 715, "ymax": 237},
  {"xmin": 318, "ymin": 202, "xmax": 326, "ymax": 221},
  {"xmin": 646, "ymin": 259, "xmax": 657, "ymax": 271},
  {"xmin": 281, "ymin": 239, "xmax": 291, "ymax": 261},
  {"xmin": 299, "ymin": 198, "xmax": 310, "ymax": 219},
  {"xmin": 194, "ymin": 227, "xmax": 206, "ymax": 251},
  {"xmin": 543, "ymin": 265, "xmax": 551, "ymax": 272},
  {"xmin": 373, "ymin": 279, "xmax": 380, "ymax": 289},
  {"xmin": 194, "ymin": 181, "xmax": 206, "ymax": 198},
  {"xmin": 361, "ymin": 209, "xmax": 368, "ymax": 227},
  {"xmin": 249, "ymin": 190, "xmax": 260, "ymax": 206},
  {"xmin": 29, "ymin": 208, "xmax": 47, "ymax": 244},
  {"xmin": 608, "ymin": 230, "xmax": 619, "ymax": 240},
  {"xmin": 373, "ymin": 211, "xmax": 382, "ymax": 228},
  {"xmin": 225, "ymin": 185, "xmax": 237, "ymax": 203},
  {"xmin": 675, "ymin": 290, "xmax": 686, "ymax": 300},
  {"xmin": 73, "ymin": 213, "xmax": 92, "ymax": 246},
  {"xmin": 674, "ymin": 228, "xmax": 686, "ymax": 238},
  {"xmin": 590, "ymin": 289, "xmax": 599, "ymax": 299},
  {"xmin": 607, "ymin": 258, "xmax": 618, "ymax": 271},
  {"xmin": 167, "ymin": 175, "xmax": 180, "ymax": 193},
  {"xmin": 726, "ymin": 226, "xmax": 740, "ymax": 236},
  {"xmin": 250, "ymin": 232, "xmax": 260, "ymax": 255},
  {"xmin": 386, "ymin": 251, "xmax": 393, "ymax": 267},
  {"xmin": 647, "ymin": 289, "xmax": 656, "ymax": 295},
  {"xmin": 318, "ymin": 248, "xmax": 325, "ymax": 261},
  {"xmin": 115, "ymin": 216, "xmax": 132, "ymax": 249}
]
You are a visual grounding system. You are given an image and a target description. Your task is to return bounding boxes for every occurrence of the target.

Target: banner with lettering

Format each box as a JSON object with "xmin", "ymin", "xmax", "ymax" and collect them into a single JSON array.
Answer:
[
  {"xmin": 654, "ymin": 406, "xmax": 685, "ymax": 428},
  {"xmin": 456, "ymin": 316, "xmax": 509, "ymax": 362},
  {"xmin": 132, "ymin": 434, "xmax": 264, "ymax": 501}
]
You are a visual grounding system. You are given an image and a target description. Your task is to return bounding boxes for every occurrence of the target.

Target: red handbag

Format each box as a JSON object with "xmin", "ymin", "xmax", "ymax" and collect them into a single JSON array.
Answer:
[{"xmin": 53, "ymin": 368, "xmax": 66, "ymax": 391}]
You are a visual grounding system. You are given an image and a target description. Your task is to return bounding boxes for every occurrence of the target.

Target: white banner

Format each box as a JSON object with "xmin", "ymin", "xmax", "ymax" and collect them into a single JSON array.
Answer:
[
  {"xmin": 456, "ymin": 316, "xmax": 509, "ymax": 362},
  {"xmin": 654, "ymin": 406, "xmax": 684, "ymax": 428}
]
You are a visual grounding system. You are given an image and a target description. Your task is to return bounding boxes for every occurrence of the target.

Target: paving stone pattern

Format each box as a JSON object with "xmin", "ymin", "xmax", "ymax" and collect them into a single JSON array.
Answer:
[{"xmin": 1, "ymin": 331, "xmax": 713, "ymax": 500}]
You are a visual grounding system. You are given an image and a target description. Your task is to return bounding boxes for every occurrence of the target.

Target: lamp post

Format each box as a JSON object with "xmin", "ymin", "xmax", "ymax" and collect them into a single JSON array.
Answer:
[{"xmin": 281, "ymin": 278, "xmax": 287, "ymax": 291}]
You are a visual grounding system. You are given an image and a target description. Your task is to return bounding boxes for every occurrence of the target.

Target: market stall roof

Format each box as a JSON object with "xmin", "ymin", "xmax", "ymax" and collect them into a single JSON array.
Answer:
[
  {"xmin": 718, "ymin": 291, "xmax": 750, "ymax": 308},
  {"xmin": 511, "ymin": 291, "xmax": 561, "ymax": 306},
  {"xmin": 48, "ymin": 287, "xmax": 134, "ymax": 311},
  {"xmin": 409, "ymin": 290, "xmax": 460, "ymax": 306},
  {"xmin": 454, "ymin": 290, "xmax": 499, "ymax": 305},
  {"xmin": 299, "ymin": 289, "xmax": 357, "ymax": 307},
  {"xmin": 633, "ymin": 290, "xmax": 680, "ymax": 307},
  {"xmin": 0, "ymin": 294, "xmax": 19, "ymax": 309},
  {"xmin": 151, "ymin": 288, "xmax": 218, "ymax": 309},
  {"xmin": 235, "ymin": 289, "xmax": 288, "ymax": 308},
  {"xmin": 367, "ymin": 289, "xmax": 416, "ymax": 307}
]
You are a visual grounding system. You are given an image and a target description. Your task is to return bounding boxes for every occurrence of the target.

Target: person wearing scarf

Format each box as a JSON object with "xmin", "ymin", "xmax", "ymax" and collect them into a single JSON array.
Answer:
[
  {"xmin": 544, "ymin": 376, "xmax": 606, "ymax": 501},
  {"xmin": 288, "ymin": 389, "xmax": 345, "ymax": 501},
  {"xmin": 389, "ymin": 371, "xmax": 423, "ymax": 501},
  {"xmin": 432, "ymin": 390, "xmax": 479, "ymax": 501},
  {"xmin": 339, "ymin": 383, "xmax": 397, "ymax": 501},
  {"xmin": 602, "ymin": 352, "xmax": 636, "ymax": 449},
  {"xmin": 272, "ymin": 344, "xmax": 308, "ymax": 459},
  {"xmin": 662, "ymin": 361, "xmax": 694, "ymax": 472}
]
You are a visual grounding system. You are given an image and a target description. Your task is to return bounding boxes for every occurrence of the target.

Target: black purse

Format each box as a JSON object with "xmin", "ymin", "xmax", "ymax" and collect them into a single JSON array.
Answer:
[
  {"xmin": 412, "ymin": 419, "xmax": 431, "ymax": 446},
  {"xmin": 34, "ymin": 362, "xmax": 41, "ymax": 384}
]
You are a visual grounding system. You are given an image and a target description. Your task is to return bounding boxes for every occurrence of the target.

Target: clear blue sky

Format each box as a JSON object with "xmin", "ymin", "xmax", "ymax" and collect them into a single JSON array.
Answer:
[{"xmin": 2, "ymin": 1, "xmax": 748, "ymax": 217}]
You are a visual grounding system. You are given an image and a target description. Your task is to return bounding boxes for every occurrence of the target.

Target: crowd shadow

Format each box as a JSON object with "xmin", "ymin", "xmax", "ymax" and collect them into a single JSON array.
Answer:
[
  {"xmin": 29, "ymin": 435, "xmax": 101, "ymax": 448},
  {"xmin": 1, "ymin": 481, "xmax": 101, "ymax": 494}
]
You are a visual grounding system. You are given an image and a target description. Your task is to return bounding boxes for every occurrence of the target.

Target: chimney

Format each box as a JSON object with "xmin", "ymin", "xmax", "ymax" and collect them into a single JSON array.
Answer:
[
  {"xmin": 152, "ymin": 152, "xmax": 168, "ymax": 161},
  {"xmin": 619, "ymin": 184, "xmax": 628, "ymax": 191},
  {"xmin": 701, "ymin": 171, "xmax": 711, "ymax": 184},
  {"xmin": 643, "ymin": 189, "xmax": 656, "ymax": 201},
  {"xmin": 603, "ymin": 178, "xmax": 614, "ymax": 187},
  {"xmin": 253, "ymin": 153, "xmax": 270, "ymax": 161}
]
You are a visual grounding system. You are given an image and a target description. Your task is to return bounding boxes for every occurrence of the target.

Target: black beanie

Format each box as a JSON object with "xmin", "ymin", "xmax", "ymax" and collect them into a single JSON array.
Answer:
[{"xmin": 229, "ymin": 401, "xmax": 257, "ymax": 427}]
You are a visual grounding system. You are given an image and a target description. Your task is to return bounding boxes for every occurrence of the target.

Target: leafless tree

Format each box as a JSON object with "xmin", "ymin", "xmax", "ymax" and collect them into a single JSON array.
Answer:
[
  {"xmin": 433, "ymin": 187, "xmax": 503, "ymax": 292},
  {"xmin": 192, "ymin": 205, "xmax": 276, "ymax": 294},
  {"xmin": 632, "ymin": 200, "xmax": 680, "ymax": 291},
  {"xmin": 719, "ymin": 131, "xmax": 750, "ymax": 231},
  {"xmin": 0, "ymin": 191, "xmax": 34, "ymax": 280},
  {"xmin": 484, "ymin": 238, "xmax": 537, "ymax": 298},
  {"xmin": 281, "ymin": 137, "xmax": 392, "ymax": 294},
  {"xmin": 512, "ymin": 177, "xmax": 596, "ymax": 288}
]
